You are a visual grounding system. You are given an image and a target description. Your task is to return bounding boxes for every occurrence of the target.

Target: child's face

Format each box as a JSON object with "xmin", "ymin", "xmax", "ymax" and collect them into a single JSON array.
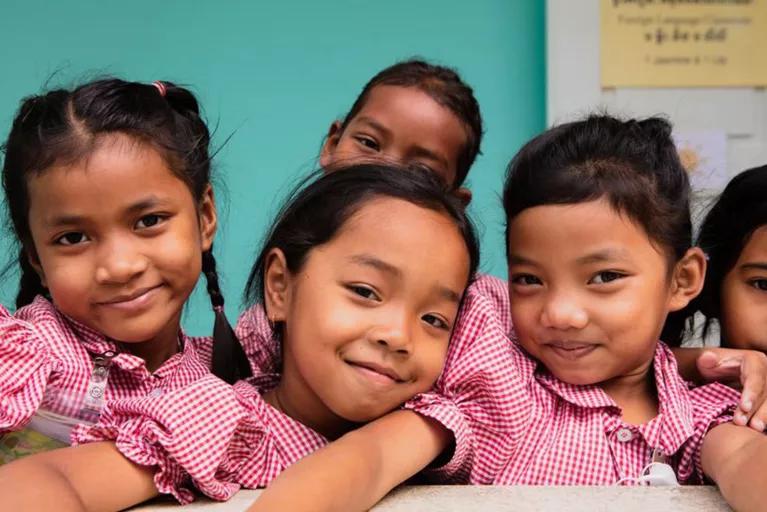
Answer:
[
  {"xmin": 720, "ymin": 225, "xmax": 767, "ymax": 351},
  {"xmin": 320, "ymin": 85, "xmax": 468, "ymax": 190},
  {"xmin": 26, "ymin": 134, "xmax": 216, "ymax": 347},
  {"xmin": 507, "ymin": 199, "xmax": 692, "ymax": 389},
  {"xmin": 267, "ymin": 197, "xmax": 469, "ymax": 424}
]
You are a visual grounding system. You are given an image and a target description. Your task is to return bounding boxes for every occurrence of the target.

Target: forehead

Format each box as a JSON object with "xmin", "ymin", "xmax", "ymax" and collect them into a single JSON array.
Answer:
[
  {"xmin": 739, "ymin": 226, "xmax": 767, "ymax": 260},
  {"xmin": 27, "ymin": 136, "xmax": 194, "ymax": 221},
  {"xmin": 316, "ymin": 197, "xmax": 468, "ymax": 280},
  {"xmin": 508, "ymin": 200, "xmax": 666, "ymax": 264}
]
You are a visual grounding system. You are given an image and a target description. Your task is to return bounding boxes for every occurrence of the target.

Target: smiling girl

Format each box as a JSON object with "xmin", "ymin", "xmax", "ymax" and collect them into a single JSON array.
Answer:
[{"xmin": 0, "ymin": 78, "xmax": 246, "ymax": 463}]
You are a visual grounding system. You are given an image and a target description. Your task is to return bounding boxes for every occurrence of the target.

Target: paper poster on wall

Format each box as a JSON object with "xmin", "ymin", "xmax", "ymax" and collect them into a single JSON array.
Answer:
[
  {"xmin": 673, "ymin": 130, "xmax": 728, "ymax": 191},
  {"xmin": 601, "ymin": 0, "xmax": 767, "ymax": 87}
]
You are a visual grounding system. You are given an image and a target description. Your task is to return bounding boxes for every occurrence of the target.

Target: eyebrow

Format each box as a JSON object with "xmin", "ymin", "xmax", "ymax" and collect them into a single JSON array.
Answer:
[
  {"xmin": 508, "ymin": 249, "xmax": 630, "ymax": 267},
  {"xmin": 348, "ymin": 254, "xmax": 461, "ymax": 303},
  {"xmin": 740, "ymin": 262, "xmax": 767, "ymax": 272},
  {"xmin": 47, "ymin": 196, "xmax": 166, "ymax": 227}
]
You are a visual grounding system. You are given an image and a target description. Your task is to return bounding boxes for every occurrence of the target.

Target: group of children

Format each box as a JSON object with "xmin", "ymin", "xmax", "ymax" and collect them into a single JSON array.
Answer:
[{"xmin": 0, "ymin": 60, "xmax": 765, "ymax": 511}]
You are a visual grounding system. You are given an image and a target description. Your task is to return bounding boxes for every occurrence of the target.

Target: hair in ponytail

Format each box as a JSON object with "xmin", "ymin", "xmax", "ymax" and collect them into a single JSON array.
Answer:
[
  {"xmin": 2, "ymin": 77, "xmax": 248, "ymax": 381},
  {"xmin": 203, "ymin": 248, "xmax": 251, "ymax": 383}
]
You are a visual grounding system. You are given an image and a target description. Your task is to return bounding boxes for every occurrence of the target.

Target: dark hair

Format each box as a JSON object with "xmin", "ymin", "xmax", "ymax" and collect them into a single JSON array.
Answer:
[
  {"xmin": 1, "ymin": 78, "xmax": 249, "ymax": 384},
  {"xmin": 339, "ymin": 59, "xmax": 483, "ymax": 188},
  {"xmin": 502, "ymin": 115, "xmax": 693, "ymax": 345},
  {"xmin": 243, "ymin": 163, "xmax": 480, "ymax": 343},
  {"xmin": 689, "ymin": 165, "xmax": 767, "ymax": 343}
]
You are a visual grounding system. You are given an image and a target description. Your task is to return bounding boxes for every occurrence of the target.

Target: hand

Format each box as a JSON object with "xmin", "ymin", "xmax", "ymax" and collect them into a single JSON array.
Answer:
[{"xmin": 697, "ymin": 349, "xmax": 767, "ymax": 432}]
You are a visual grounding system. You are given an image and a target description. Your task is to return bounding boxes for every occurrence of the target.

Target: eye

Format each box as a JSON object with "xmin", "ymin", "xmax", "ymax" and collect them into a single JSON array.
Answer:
[
  {"xmin": 511, "ymin": 274, "xmax": 542, "ymax": 286},
  {"xmin": 589, "ymin": 271, "xmax": 625, "ymax": 285},
  {"xmin": 354, "ymin": 136, "xmax": 379, "ymax": 151},
  {"xmin": 55, "ymin": 232, "xmax": 89, "ymax": 246},
  {"xmin": 422, "ymin": 313, "xmax": 450, "ymax": 330},
  {"xmin": 749, "ymin": 278, "xmax": 767, "ymax": 291},
  {"xmin": 411, "ymin": 161, "xmax": 437, "ymax": 175},
  {"xmin": 135, "ymin": 214, "xmax": 166, "ymax": 229},
  {"xmin": 348, "ymin": 284, "xmax": 381, "ymax": 301}
]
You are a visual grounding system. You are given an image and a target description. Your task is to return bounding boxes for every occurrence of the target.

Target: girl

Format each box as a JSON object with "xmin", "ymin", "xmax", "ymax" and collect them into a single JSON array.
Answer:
[
  {"xmin": 687, "ymin": 165, "xmax": 767, "ymax": 354},
  {"xmin": 0, "ymin": 78, "xmax": 247, "ymax": 463},
  {"xmin": 0, "ymin": 163, "xmax": 482, "ymax": 511},
  {"xmin": 249, "ymin": 116, "xmax": 767, "ymax": 512}
]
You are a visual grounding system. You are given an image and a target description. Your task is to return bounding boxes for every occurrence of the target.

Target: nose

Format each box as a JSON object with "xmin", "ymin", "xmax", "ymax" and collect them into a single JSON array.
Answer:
[
  {"xmin": 368, "ymin": 311, "xmax": 413, "ymax": 356},
  {"xmin": 540, "ymin": 289, "xmax": 588, "ymax": 331},
  {"xmin": 94, "ymin": 235, "xmax": 148, "ymax": 285}
]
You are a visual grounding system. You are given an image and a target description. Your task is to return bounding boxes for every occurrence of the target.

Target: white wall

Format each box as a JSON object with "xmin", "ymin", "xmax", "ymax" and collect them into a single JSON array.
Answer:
[{"xmin": 547, "ymin": 0, "xmax": 767, "ymax": 179}]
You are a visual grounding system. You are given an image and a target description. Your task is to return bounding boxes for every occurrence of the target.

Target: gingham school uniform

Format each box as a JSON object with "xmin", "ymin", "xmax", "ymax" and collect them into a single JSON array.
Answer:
[
  {"xmin": 0, "ymin": 296, "xmax": 212, "ymax": 462},
  {"xmin": 72, "ymin": 274, "xmax": 515, "ymax": 503},
  {"xmin": 421, "ymin": 288, "xmax": 741, "ymax": 486}
]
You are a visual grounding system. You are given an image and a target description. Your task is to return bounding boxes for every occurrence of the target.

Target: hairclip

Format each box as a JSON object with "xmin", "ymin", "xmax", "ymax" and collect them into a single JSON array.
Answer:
[{"xmin": 152, "ymin": 81, "xmax": 167, "ymax": 97}]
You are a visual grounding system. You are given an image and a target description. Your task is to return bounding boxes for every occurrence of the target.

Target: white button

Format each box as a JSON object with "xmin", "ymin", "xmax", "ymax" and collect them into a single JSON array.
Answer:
[
  {"xmin": 616, "ymin": 428, "xmax": 634, "ymax": 442},
  {"xmin": 148, "ymin": 388, "xmax": 164, "ymax": 398}
]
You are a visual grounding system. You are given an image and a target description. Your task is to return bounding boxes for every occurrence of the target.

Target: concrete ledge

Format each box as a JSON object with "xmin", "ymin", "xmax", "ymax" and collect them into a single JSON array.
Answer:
[{"xmin": 130, "ymin": 485, "xmax": 732, "ymax": 511}]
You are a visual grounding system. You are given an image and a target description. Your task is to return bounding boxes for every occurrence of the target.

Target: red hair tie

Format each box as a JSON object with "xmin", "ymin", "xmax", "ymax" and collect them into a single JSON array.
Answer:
[{"xmin": 152, "ymin": 81, "xmax": 167, "ymax": 97}]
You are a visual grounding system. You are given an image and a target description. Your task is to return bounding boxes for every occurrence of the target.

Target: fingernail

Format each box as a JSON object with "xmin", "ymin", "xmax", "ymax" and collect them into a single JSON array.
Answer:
[
  {"xmin": 734, "ymin": 413, "xmax": 747, "ymax": 425},
  {"xmin": 751, "ymin": 419, "xmax": 765, "ymax": 431},
  {"xmin": 742, "ymin": 399, "xmax": 753, "ymax": 412}
]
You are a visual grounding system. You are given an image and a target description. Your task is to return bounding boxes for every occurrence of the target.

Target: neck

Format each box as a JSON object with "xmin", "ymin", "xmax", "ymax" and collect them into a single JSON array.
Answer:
[
  {"xmin": 600, "ymin": 358, "xmax": 658, "ymax": 425},
  {"xmin": 265, "ymin": 363, "xmax": 356, "ymax": 440},
  {"xmin": 121, "ymin": 315, "xmax": 181, "ymax": 373}
]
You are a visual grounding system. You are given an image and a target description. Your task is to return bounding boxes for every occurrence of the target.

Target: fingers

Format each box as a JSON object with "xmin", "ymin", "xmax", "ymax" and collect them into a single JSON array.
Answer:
[
  {"xmin": 736, "ymin": 352, "xmax": 767, "ymax": 432},
  {"xmin": 696, "ymin": 350, "xmax": 741, "ymax": 383}
]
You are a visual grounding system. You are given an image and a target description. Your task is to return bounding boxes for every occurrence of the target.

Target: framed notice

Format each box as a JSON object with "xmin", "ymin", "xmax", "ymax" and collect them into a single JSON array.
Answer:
[{"xmin": 601, "ymin": 0, "xmax": 767, "ymax": 87}]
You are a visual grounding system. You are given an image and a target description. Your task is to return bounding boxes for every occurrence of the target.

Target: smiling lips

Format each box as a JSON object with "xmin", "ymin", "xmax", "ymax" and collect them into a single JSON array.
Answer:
[
  {"xmin": 545, "ymin": 340, "xmax": 598, "ymax": 360},
  {"xmin": 346, "ymin": 360, "xmax": 406, "ymax": 386},
  {"xmin": 96, "ymin": 285, "xmax": 162, "ymax": 312}
]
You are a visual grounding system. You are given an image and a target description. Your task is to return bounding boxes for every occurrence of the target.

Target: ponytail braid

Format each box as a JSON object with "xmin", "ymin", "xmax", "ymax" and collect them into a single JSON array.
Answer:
[{"xmin": 202, "ymin": 248, "xmax": 251, "ymax": 384}]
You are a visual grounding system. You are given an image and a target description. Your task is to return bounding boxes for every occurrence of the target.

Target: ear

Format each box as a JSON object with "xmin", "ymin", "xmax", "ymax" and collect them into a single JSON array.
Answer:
[
  {"xmin": 198, "ymin": 184, "xmax": 218, "ymax": 252},
  {"xmin": 26, "ymin": 246, "xmax": 47, "ymax": 288},
  {"xmin": 668, "ymin": 247, "xmax": 707, "ymax": 312},
  {"xmin": 452, "ymin": 186, "xmax": 472, "ymax": 207},
  {"xmin": 319, "ymin": 120, "xmax": 344, "ymax": 170},
  {"xmin": 263, "ymin": 248, "xmax": 291, "ymax": 323}
]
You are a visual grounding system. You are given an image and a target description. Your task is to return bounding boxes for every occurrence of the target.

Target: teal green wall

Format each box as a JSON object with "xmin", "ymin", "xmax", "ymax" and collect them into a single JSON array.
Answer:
[{"xmin": 0, "ymin": 0, "xmax": 545, "ymax": 335}]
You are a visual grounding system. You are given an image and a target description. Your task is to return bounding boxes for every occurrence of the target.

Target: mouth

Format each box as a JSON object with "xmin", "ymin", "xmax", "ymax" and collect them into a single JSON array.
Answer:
[
  {"xmin": 345, "ymin": 360, "xmax": 406, "ymax": 386},
  {"xmin": 96, "ymin": 285, "xmax": 162, "ymax": 310},
  {"xmin": 544, "ymin": 340, "xmax": 598, "ymax": 361}
]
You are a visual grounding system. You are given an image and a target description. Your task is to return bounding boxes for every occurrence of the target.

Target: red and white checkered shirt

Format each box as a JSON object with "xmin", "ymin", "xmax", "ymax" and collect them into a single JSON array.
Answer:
[
  {"xmin": 413, "ymin": 287, "xmax": 741, "ymax": 485},
  {"xmin": 0, "ymin": 296, "xmax": 212, "ymax": 444},
  {"xmin": 72, "ymin": 274, "xmax": 513, "ymax": 503}
]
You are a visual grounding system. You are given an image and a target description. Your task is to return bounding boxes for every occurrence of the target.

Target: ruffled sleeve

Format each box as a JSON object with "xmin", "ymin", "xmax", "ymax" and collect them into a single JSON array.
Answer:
[
  {"xmin": 72, "ymin": 375, "xmax": 247, "ymax": 504},
  {"xmin": 403, "ymin": 290, "xmax": 522, "ymax": 484},
  {"xmin": 234, "ymin": 304, "xmax": 281, "ymax": 375},
  {"xmin": 0, "ymin": 304, "xmax": 56, "ymax": 434}
]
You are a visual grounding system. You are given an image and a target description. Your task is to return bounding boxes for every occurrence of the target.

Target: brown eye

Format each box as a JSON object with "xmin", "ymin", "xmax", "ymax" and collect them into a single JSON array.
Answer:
[
  {"xmin": 348, "ymin": 285, "xmax": 381, "ymax": 301},
  {"xmin": 56, "ymin": 232, "xmax": 88, "ymax": 246},
  {"xmin": 135, "ymin": 214, "xmax": 165, "ymax": 229},
  {"xmin": 590, "ymin": 271, "xmax": 624, "ymax": 284},
  {"xmin": 354, "ymin": 136, "xmax": 379, "ymax": 151}
]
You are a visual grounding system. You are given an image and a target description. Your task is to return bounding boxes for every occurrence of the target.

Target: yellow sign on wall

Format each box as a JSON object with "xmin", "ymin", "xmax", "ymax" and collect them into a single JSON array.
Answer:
[{"xmin": 601, "ymin": 0, "xmax": 767, "ymax": 87}]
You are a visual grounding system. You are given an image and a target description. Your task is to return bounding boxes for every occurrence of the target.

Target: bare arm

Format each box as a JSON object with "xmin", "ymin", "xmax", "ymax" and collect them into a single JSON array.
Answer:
[
  {"xmin": 673, "ymin": 347, "xmax": 767, "ymax": 430},
  {"xmin": 248, "ymin": 410, "xmax": 451, "ymax": 512},
  {"xmin": 701, "ymin": 423, "xmax": 767, "ymax": 512},
  {"xmin": 0, "ymin": 442, "xmax": 157, "ymax": 512}
]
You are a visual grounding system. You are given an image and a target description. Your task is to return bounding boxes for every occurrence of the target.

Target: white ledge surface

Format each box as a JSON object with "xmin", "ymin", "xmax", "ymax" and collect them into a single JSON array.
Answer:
[{"xmin": 130, "ymin": 485, "xmax": 732, "ymax": 511}]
